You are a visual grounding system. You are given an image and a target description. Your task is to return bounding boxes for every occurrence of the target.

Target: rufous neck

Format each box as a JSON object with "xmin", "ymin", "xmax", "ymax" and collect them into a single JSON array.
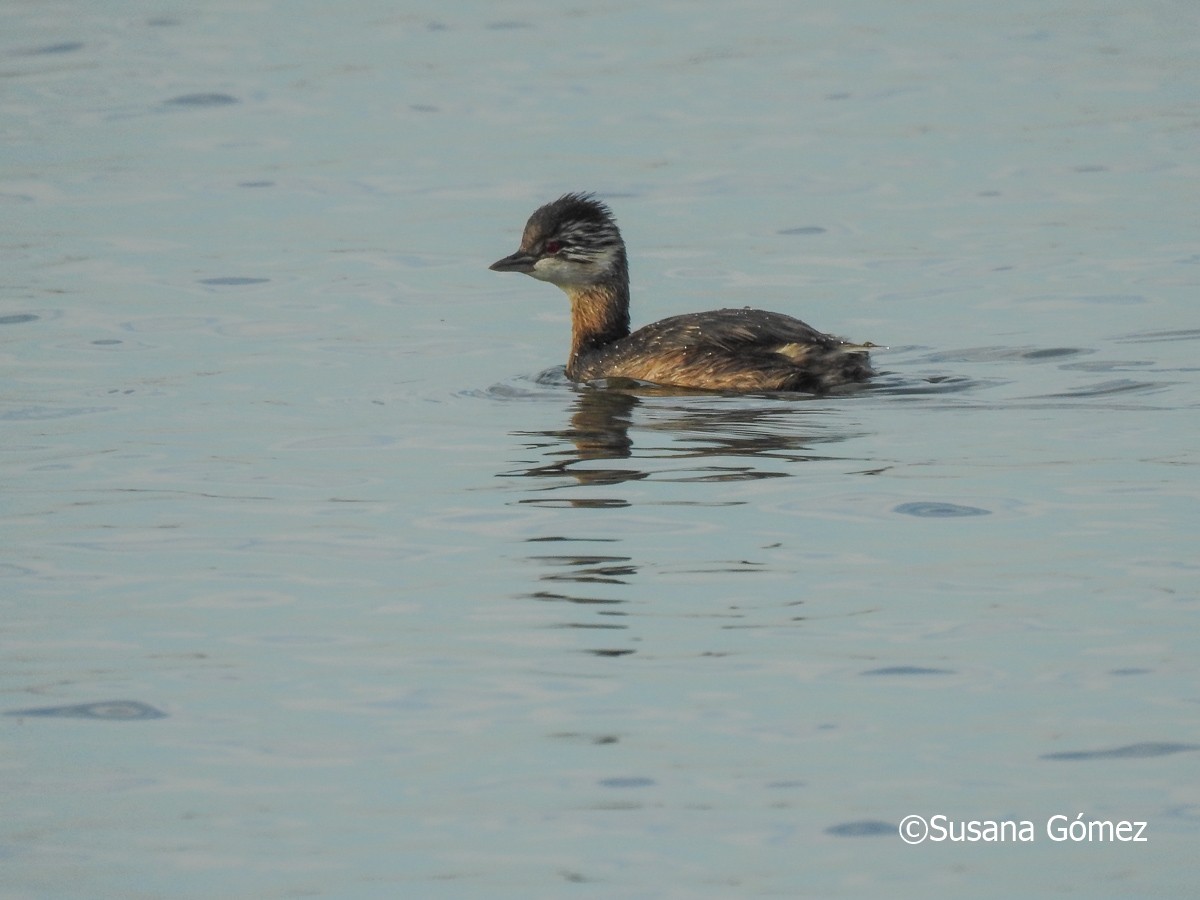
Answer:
[{"xmin": 565, "ymin": 282, "xmax": 630, "ymax": 373}]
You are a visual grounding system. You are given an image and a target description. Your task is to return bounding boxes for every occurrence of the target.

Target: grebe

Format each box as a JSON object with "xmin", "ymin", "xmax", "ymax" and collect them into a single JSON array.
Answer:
[{"xmin": 489, "ymin": 193, "xmax": 875, "ymax": 392}]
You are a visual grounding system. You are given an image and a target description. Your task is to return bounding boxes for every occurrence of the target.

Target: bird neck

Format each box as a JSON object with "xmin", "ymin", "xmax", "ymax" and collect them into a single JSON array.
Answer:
[{"xmin": 564, "ymin": 279, "xmax": 631, "ymax": 376}]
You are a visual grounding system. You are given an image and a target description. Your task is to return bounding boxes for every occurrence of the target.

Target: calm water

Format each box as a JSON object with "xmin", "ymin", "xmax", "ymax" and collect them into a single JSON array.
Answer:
[{"xmin": 3, "ymin": 1, "xmax": 1198, "ymax": 897}]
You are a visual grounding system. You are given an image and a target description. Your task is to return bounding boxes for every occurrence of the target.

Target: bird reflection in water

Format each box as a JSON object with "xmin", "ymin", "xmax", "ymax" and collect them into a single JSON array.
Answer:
[
  {"xmin": 506, "ymin": 388, "xmax": 640, "ymax": 493},
  {"xmin": 504, "ymin": 386, "xmax": 868, "ymax": 653},
  {"xmin": 505, "ymin": 385, "xmax": 863, "ymax": 492}
]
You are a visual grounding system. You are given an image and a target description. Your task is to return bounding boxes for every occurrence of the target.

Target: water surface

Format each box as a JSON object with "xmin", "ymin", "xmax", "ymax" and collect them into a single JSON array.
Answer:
[{"xmin": 3, "ymin": 1, "xmax": 1198, "ymax": 897}]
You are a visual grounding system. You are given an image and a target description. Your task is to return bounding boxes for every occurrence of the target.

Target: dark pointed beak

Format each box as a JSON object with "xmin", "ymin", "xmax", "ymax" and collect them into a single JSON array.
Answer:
[{"xmin": 489, "ymin": 250, "xmax": 536, "ymax": 273}]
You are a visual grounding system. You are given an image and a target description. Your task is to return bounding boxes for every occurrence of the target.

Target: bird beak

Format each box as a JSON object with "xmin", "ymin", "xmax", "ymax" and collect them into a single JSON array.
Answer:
[{"xmin": 489, "ymin": 251, "xmax": 536, "ymax": 273}]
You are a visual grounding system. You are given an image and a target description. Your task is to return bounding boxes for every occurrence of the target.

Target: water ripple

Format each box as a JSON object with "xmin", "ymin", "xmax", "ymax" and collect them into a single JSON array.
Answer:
[
  {"xmin": 893, "ymin": 501, "xmax": 991, "ymax": 518},
  {"xmin": 1041, "ymin": 742, "xmax": 1199, "ymax": 761},
  {"xmin": 5, "ymin": 700, "xmax": 166, "ymax": 721}
]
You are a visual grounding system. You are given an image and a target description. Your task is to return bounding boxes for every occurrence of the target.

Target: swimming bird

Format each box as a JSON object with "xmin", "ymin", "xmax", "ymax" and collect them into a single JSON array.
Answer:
[{"xmin": 490, "ymin": 193, "xmax": 874, "ymax": 392}]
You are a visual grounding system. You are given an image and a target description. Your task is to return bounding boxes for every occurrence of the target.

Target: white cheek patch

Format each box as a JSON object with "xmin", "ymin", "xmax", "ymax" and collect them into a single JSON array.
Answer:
[
  {"xmin": 529, "ymin": 256, "xmax": 572, "ymax": 283},
  {"xmin": 590, "ymin": 245, "xmax": 619, "ymax": 274},
  {"xmin": 529, "ymin": 245, "xmax": 620, "ymax": 286}
]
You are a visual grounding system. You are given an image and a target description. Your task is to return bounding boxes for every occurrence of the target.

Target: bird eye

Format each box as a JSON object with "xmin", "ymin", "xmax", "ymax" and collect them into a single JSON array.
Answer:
[{"xmin": 543, "ymin": 240, "xmax": 562, "ymax": 255}]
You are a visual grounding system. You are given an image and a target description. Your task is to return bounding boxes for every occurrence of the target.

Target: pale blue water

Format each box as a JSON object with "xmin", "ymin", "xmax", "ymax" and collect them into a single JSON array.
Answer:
[{"xmin": 3, "ymin": 1, "xmax": 1198, "ymax": 897}]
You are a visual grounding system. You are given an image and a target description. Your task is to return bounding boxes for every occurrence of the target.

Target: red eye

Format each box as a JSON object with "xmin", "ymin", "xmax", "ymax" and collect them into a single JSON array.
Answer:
[{"xmin": 543, "ymin": 240, "xmax": 562, "ymax": 255}]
